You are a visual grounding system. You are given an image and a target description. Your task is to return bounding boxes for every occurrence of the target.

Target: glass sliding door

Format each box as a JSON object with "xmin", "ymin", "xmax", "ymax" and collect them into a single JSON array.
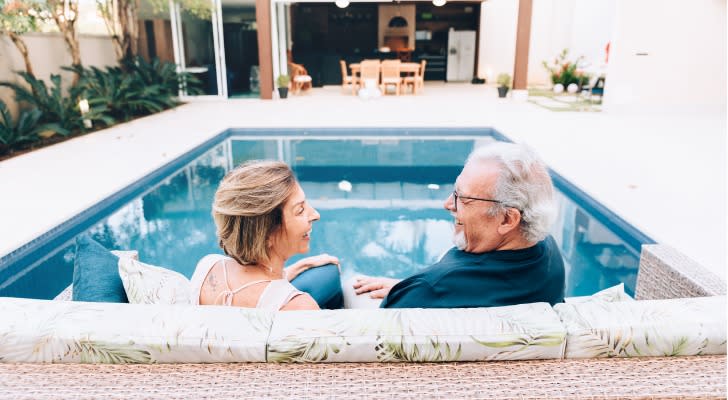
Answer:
[
  {"xmin": 221, "ymin": 0, "xmax": 259, "ymax": 97},
  {"xmin": 170, "ymin": 0, "xmax": 228, "ymax": 97}
]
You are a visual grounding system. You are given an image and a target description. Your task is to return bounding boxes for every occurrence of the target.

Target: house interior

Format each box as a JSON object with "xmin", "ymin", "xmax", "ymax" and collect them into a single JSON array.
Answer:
[
  {"xmin": 291, "ymin": 1, "xmax": 481, "ymax": 86},
  {"xmin": 136, "ymin": 0, "xmax": 482, "ymax": 97}
]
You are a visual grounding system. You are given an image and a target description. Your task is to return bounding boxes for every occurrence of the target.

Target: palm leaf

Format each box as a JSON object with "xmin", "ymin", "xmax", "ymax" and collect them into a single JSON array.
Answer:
[
  {"xmin": 69, "ymin": 339, "xmax": 153, "ymax": 364},
  {"xmin": 0, "ymin": 71, "xmax": 83, "ymax": 135},
  {"xmin": 473, "ymin": 332, "xmax": 565, "ymax": 349},
  {"xmin": 268, "ymin": 334, "xmax": 349, "ymax": 363},
  {"xmin": 567, "ymin": 327, "xmax": 634, "ymax": 358},
  {"xmin": 375, "ymin": 335, "xmax": 462, "ymax": 362},
  {"xmin": 473, "ymin": 332, "xmax": 565, "ymax": 360}
]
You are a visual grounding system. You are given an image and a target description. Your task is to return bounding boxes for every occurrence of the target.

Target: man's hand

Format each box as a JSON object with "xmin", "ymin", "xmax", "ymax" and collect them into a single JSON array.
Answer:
[
  {"xmin": 285, "ymin": 253, "xmax": 340, "ymax": 281},
  {"xmin": 353, "ymin": 276, "xmax": 401, "ymax": 299}
]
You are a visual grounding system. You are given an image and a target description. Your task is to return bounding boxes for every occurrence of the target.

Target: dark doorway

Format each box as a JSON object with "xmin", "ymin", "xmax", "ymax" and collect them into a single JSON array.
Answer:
[
  {"xmin": 222, "ymin": 5, "xmax": 260, "ymax": 97},
  {"xmin": 291, "ymin": 3, "xmax": 379, "ymax": 86}
]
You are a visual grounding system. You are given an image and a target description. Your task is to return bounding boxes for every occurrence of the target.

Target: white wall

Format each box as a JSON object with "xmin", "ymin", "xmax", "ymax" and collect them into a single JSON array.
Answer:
[
  {"xmin": 477, "ymin": 0, "xmax": 518, "ymax": 82},
  {"xmin": 527, "ymin": 0, "xmax": 614, "ymax": 86},
  {"xmin": 479, "ymin": 0, "xmax": 615, "ymax": 86},
  {"xmin": 527, "ymin": 0, "xmax": 573, "ymax": 86},
  {"xmin": 0, "ymin": 33, "xmax": 117, "ymax": 114},
  {"xmin": 604, "ymin": 0, "xmax": 726, "ymax": 113},
  {"xmin": 569, "ymin": 0, "xmax": 614, "ymax": 73}
]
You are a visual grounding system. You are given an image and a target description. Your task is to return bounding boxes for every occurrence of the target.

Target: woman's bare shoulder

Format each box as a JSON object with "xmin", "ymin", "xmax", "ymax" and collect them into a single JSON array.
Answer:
[{"xmin": 280, "ymin": 293, "xmax": 320, "ymax": 311}]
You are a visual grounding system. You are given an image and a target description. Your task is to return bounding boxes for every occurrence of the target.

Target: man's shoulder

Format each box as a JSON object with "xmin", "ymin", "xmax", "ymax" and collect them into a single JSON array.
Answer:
[{"xmin": 413, "ymin": 248, "xmax": 480, "ymax": 284}]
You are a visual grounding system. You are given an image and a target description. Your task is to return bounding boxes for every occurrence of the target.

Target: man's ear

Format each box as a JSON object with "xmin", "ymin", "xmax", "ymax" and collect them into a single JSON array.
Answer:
[{"xmin": 497, "ymin": 208, "xmax": 521, "ymax": 235}]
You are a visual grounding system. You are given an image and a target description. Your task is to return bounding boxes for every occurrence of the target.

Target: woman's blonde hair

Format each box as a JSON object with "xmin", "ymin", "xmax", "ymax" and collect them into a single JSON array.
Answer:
[{"xmin": 212, "ymin": 160, "xmax": 296, "ymax": 265}]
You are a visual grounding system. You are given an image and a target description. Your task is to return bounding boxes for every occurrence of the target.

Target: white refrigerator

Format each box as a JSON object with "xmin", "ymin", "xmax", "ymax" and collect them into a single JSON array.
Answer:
[{"xmin": 446, "ymin": 29, "xmax": 476, "ymax": 82}]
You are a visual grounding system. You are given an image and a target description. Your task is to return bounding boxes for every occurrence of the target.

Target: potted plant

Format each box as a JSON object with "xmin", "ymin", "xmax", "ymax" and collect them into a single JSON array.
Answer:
[
  {"xmin": 542, "ymin": 48, "xmax": 591, "ymax": 91},
  {"xmin": 496, "ymin": 73, "xmax": 511, "ymax": 98},
  {"xmin": 277, "ymin": 75, "xmax": 290, "ymax": 99}
]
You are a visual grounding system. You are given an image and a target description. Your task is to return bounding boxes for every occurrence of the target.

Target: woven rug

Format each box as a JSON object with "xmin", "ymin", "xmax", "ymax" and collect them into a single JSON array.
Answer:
[{"xmin": 0, "ymin": 356, "xmax": 725, "ymax": 399}]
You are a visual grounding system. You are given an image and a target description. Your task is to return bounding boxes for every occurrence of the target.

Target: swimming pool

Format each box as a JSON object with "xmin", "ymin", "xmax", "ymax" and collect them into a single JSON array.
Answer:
[{"xmin": 0, "ymin": 128, "xmax": 654, "ymax": 299}]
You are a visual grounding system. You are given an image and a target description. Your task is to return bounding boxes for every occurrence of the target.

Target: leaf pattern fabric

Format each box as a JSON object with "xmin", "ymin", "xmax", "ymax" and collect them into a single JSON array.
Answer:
[
  {"xmin": 0, "ymin": 297, "xmax": 272, "ymax": 363},
  {"xmin": 118, "ymin": 257, "xmax": 191, "ymax": 305},
  {"xmin": 267, "ymin": 304, "xmax": 567, "ymax": 363},
  {"xmin": 1, "ymin": 294, "xmax": 725, "ymax": 364},
  {"xmin": 555, "ymin": 295, "xmax": 726, "ymax": 358},
  {"xmin": 564, "ymin": 283, "xmax": 634, "ymax": 304}
]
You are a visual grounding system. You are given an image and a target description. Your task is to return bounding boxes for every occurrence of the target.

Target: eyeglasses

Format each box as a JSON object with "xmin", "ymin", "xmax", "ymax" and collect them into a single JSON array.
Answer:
[{"xmin": 451, "ymin": 190, "xmax": 506, "ymax": 212}]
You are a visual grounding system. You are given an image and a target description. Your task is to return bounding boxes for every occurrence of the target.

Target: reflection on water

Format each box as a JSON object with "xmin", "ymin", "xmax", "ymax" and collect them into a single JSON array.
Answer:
[{"xmin": 1, "ymin": 138, "xmax": 639, "ymax": 299}]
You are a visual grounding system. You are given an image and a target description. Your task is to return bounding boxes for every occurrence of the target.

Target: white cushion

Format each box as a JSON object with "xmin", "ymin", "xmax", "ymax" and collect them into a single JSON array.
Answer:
[
  {"xmin": 342, "ymin": 276, "xmax": 383, "ymax": 309},
  {"xmin": 118, "ymin": 257, "xmax": 191, "ymax": 305},
  {"xmin": 555, "ymin": 295, "xmax": 726, "ymax": 358},
  {"xmin": 564, "ymin": 283, "xmax": 634, "ymax": 304},
  {"xmin": 0, "ymin": 297, "xmax": 272, "ymax": 363},
  {"xmin": 268, "ymin": 303, "xmax": 566, "ymax": 362}
]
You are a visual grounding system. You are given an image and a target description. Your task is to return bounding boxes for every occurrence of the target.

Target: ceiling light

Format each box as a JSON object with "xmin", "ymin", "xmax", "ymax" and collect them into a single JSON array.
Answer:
[
  {"xmin": 335, "ymin": 0, "xmax": 349, "ymax": 8},
  {"xmin": 432, "ymin": 0, "xmax": 447, "ymax": 6}
]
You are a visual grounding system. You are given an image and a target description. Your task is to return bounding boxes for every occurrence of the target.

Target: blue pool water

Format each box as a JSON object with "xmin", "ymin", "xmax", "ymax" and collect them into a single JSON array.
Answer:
[{"xmin": 0, "ymin": 129, "xmax": 651, "ymax": 299}]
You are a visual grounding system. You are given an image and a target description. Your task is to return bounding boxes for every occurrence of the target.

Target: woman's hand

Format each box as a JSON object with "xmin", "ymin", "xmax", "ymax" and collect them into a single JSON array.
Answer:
[
  {"xmin": 285, "ymin": 253, "xmax": 340, "ymax": 281},
  {"xmin": 353, "ymin": 276, "xmax": 401, "ymax": 299}
]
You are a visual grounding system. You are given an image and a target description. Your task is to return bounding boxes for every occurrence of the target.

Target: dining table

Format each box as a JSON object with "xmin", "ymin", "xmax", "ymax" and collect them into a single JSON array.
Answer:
[
  {"xmin": 349, "ymin": 61, "xmax": 420, "ymax": 77},
  {"xmin": 348, "ymin": 61, "xmax": 421, "ymax": 95}
]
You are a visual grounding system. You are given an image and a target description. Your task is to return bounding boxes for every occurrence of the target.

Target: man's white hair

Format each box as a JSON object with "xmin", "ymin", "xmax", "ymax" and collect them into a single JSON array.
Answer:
[{"xmin": 467, "ymin": 141, "xmax": 557, "ymax": 243}]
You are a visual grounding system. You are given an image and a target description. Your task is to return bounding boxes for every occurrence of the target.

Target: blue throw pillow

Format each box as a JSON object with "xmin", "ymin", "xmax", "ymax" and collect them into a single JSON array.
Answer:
[
  {"xmin": 289, "ymin": 263, "xmax": 343, "ymax": 309},
  {"xmin": 72, "ymin": 234, "xmax": 129, "ymax": 303}
]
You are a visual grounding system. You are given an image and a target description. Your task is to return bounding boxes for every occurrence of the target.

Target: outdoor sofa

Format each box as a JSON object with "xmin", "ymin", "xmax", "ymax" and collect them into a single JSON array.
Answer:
[{"xmin": 0, "ymin": 244, "xmax": 725, "ymax": 398}]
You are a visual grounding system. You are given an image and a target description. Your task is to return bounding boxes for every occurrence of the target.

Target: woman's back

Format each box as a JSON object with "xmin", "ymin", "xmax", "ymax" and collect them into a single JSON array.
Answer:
[{"xmin": 191, "ymin": 254, "xmax": 318, "ymax": 311}]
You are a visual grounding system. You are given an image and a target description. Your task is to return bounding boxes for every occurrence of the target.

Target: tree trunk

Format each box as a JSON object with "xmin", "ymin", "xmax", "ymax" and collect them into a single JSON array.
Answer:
[
  {"xmin": 7, "ymin": 32, "xmax": 35, "ymax": 78},
  {"xmin": 63, "ymin": 25, "xmax": 82, "ymax": 86},
  {"xmin": 127, "ymin": 0, "xmax": 139, "ymax": 58},
  {"xmin": 107, "ymin": 0, "xmax": 140, "ymax": 65},
  {"xmin": 48, "ymin": 0, "xmax": 82, "ymax": 85}
]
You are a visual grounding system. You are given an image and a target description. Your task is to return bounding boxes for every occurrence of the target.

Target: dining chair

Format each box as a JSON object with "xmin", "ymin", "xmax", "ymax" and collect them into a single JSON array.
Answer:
[
  {"xmin": 340, "ymin": 60, "xmax": 357, "ymax": 95},
  {"xmin": 288, "ymin": 62, "xmax": 312, "ymax": 95},
  {"xmin": 357, "ymin": 59, "xmax": 381, "ymax": 94},
  {"xmin": 403, "ymin": 60, "xmax": 426, "ymax": 95},
  {"xmin": 380, "ymin": 59, "xmax": 401, "ymax": 96}
]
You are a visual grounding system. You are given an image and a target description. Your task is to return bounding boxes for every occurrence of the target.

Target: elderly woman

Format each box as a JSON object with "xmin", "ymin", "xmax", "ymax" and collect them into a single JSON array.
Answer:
[{"xmin": 190, "ymin": 160, "xmax": 342, "ymax": 310}]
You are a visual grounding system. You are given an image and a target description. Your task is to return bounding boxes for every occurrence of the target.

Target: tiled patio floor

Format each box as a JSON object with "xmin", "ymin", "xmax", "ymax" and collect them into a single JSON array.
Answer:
[{"xmin": 0, "ymin": 82, "xmax": 724, "ymax": 280}]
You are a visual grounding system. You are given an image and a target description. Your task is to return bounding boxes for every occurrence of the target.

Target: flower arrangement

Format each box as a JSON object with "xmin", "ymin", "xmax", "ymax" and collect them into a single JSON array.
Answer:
[{"xmin": 542, "ymin": 49, "xmax": 590, "ymax": 88}]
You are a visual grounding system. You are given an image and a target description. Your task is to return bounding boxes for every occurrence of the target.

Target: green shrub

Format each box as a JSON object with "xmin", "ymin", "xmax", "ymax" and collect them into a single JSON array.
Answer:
[
  {"xmin": 68, "ymin": 64, "xmax": 161, "ymax": 123},
  {"xmin": 68, "ymin": 57, "xmax": 202, "ymax": 123},
  {"xmin": 0, "ymin": 72, "xmax": 86, "ymax": 136},
  {"xmin": 0, "ymin": 57, "xmax": 199, "ymax": 158},
  {"xmin": 122, "ymin": 56, "xmax": 203, "ymax": 97},
  {"xmin": 0, "ymin": 100, "xmax": 45, "ymax": 153}
]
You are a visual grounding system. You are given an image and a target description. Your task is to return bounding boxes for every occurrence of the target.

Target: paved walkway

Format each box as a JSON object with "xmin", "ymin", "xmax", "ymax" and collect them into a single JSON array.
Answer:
[{"xmin": 0, "ymin": 83, "xmax": 724, "ymax": 278}]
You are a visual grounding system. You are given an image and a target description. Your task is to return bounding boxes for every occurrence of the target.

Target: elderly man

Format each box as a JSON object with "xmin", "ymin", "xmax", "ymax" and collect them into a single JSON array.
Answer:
[{"xmin": 352, "ymin": 141, "xmax": 565, "ymax": 308}]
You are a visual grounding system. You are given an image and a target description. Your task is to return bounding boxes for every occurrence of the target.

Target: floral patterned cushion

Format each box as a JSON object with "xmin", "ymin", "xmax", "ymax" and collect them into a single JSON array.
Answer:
[
  {"xmin": 0, "ymin": 297, "xmax": 272, "ymax": 363},
  {"xmin": 554, "ymin": 295, "xmax": 726, "ymax": 358},
  {"xmin": 564, "ymin": 283, "xmax": 634, "ymax": 304},
  {"xmin": 267, "ymin": 303, "xmax": 567, "ymax": 363},
  {"xmin": 118, "ymin": 257, "xmax": 191, "ymax": 305}
]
